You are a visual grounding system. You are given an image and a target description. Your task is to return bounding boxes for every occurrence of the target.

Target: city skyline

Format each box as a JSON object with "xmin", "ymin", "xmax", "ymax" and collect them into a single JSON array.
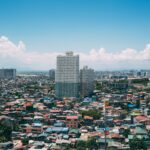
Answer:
[{"xmin": 0, "ymin": 0, "xmax": 150, "ymax": 70}]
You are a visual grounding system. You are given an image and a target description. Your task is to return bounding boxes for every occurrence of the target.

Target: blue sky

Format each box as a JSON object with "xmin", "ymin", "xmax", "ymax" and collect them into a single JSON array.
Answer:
[
  {"xmin": 0, "ymin": 0, "xmax": 150, "ymax": 52},
  {"xmin": 0, "ymin": 0, "xmax": 150, "ymax": 70}
]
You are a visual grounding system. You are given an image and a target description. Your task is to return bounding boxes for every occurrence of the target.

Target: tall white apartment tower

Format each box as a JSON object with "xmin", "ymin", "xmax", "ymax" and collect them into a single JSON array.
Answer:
[{"xmin": 55, "ymin": 51, "xmax": 79, "ymax": 98}]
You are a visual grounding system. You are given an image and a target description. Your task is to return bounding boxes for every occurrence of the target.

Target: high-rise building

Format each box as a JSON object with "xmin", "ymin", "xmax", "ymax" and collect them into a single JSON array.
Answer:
[
  {"xmin": 80, "ymin": 66, "xmax": 95, "ymax": 97},
  {"xmin": 49, "ymin": 69, "xmax": 55, "ymax": 80},
  {"xmin": 0, "ymin": 69, "xmax": 16, "ymax": 79},
  {"xmin": 55, "ymin": 51, "xmax": 79, "ymax": 98}
]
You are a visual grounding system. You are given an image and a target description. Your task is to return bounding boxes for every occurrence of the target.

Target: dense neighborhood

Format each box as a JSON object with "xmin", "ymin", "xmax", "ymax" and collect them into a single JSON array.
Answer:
[{"xmin": 0, "ymin": 70, "xmax": 150, "ymax": 150}]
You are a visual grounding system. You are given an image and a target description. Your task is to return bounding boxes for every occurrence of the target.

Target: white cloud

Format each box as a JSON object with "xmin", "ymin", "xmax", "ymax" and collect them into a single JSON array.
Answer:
[{"xmin": 0, "ymin": 36, "xmax": 150, "ymax": 70}]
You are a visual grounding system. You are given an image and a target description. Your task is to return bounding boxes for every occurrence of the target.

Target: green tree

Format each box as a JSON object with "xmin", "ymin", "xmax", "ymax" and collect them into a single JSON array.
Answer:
[
  {"xmin": 129, "ymin": 137, "xmax": 147, "ymax": 150},
  {"xmin": 0, "ymin": 136, "xmax": 6, "ymax": 143},
  {"xmin": 148, "ymin": 109, "xmax": 150, "ymax": 115},
  {"xmin": 87, "ymin": 137, "xmax": 99, "ymax": 150},
  {"xmin": 122, "ymin": 129, "xmax": 130, "ymax": 138},
  {"xmin": 22, "ymin": 138, "xmax": 29, "ymax": 145},
  {"xmin": 136, "ymin": 99, "xmax": 140, "ymax": 108},
  {"xmin": 26, "ymin": 105, "xmax": 34, "ymax": 112},
  {"xmin": 76, "ymin": 140, "xmax": 87, "ymax": 150},
  {"xmin": 64, "ymin": 144, "xmax": 70, "ymax": 150},
  {"xmin": 80, "ymin": 109, "xmax": 101, "ymax": 120},
  {"xmin": 0, "ymin": 123, "xmax": 12, "ymax": 142}
]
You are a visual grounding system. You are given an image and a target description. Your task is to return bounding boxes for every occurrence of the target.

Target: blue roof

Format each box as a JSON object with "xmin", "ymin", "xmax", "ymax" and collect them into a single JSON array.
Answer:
[
  {"xmin": 128, "ymin": 104, "xmax": 136, "ymax": 108},
  {"xmin": 45, "ymin": 127, "xmax": 69, "ymax": 133},
  {"xmin": 83, "ymin": 97, "xmax": 92, "ymax": 102},
  {"xmin": 62, "ymin": 127, "xmax": 69, "ymax": 132},
  {"xmin": 54, "ymin": 122, "xmax": 63, "ymax": 127},
  {"xmin": 38, "ymin": 133, "xmax": 48, "ymax": 137},
  {"xmin": 52, "ymin": 127, "xmax": 63, "ymax": 132},
  {"xmin": 32, "ymin": 123, "xmax": 42, "ymax": 127},
  {"xmin": 45, "ymin": 128, "xmax": 52, "ymax": 133}
]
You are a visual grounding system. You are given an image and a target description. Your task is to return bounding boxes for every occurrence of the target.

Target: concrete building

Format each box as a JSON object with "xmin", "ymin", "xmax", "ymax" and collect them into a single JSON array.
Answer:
[
  {"xmin": 55, "ymin": 51, "xmax": 79, "ymax": 98},
  {"xmin": 0, "ymin": 69, "xmax": 16, "ymax": 79},
  {"xmin": 66, "ymin": 116, "xmax": 78, "ymax": 128},
  {"xmin": 145, "ymin": 71, "xmax": 150, "ymax": 78},
  {"xmin": 49, "ymin": 69, "xmax": 55, "ymax": 80},
  {"xmin": 80, "ymin": 66, "xmax": 95, "ymax": 97}
]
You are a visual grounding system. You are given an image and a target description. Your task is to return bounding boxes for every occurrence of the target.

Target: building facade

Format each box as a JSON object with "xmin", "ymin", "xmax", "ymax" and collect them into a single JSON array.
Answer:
[
  {"xmin": 0, "ymin": 69, "xmax": 16, "ymax": 79},
  {"xmin": 55, "ymin": 52, "xmax": 79, "ymax": 98},
  {"xmin": 80, "ymin": 66, "xmax": 95, "ymax": 97},
  {"xmin": 66, "ymin": 116, "xmax": 78, "ymax": 128},
  {"xmin": 49, "ymin": 69, "xmax": 55, "ymax": 81}
]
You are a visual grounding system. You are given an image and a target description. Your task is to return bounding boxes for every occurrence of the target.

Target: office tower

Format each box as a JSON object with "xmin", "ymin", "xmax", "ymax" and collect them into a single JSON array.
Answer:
[
  {"xmin": 49, "ymin": 69, "xmax": 55, "ymax": 81},
  {"xmin": 0, "ymin": 69, "xmax": 16, "ymax": 79},
  {"xmin": 137, "ymin": 71, "xmax": 142, "ymax": 77},
  {"xmin": 55, "ymin": 51, "xmax": 79, "ymax": 98},
  {"xmin": 80, "ymin": 66, "xmax": 95, "ymax": 97},
  {"xmin": 146, "ymin": 71, "xmax": 150, "ymax": 78}
]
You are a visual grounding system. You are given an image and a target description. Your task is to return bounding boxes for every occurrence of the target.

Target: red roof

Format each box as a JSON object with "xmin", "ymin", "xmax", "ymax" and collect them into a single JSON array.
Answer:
[
  {"xmin": 50, "ymin": 109, "xmax": 61, "ymax": 113},
  {"xmin": 44, "ymin": 113, "xmax": 49, "ymax": 118},
  {"xmin": 111, "ymin": 133, "xmax": 120, "ymax": 138},
  {"xmin": 23, "ymin": 102, "xmax": 33, "ymax": 107},
  {"xmin": 135, "ymin": 116, "xmax": 150, "ymax": 122},
  {"xmin": 105, "ymin": 106, "xmax": 112, "ymax": 109},
  {"xmin": 14, "ymin": 146, "xmax": 27, "ymax": 149},
  {"xmin": 66, "ymin": 116, "xmax": 78, "ymax": 119},
  {"xmin": 113, "ymin": 119, "xmax": 122, "ymax": 123},
  {"xmin": 146, "ymin": 125, "xmax": 150, "ymax": 130},
  {"xmin": 16, "ymin": 108, "xmax": 23, "ymax": 111}
]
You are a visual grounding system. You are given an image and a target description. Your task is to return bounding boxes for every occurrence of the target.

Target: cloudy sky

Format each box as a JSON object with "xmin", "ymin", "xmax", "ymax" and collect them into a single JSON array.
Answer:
[{"xmin": 0, "ymin": 0, "xmax": 150, "ymax": 70}]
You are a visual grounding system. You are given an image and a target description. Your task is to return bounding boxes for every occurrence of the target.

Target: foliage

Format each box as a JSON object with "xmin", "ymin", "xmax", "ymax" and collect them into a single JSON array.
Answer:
[
  {"xmin": 95, "ymin": 81, "xmax": 103, "ymax": 90},
  {"xmin": 26, "ymin": 105, "xmax": 34, "ymax": 112},
  {"xmin": 76, "ymin": 137, "xmax": 99, "ymax": 150},
  {"xmin": 76, "ymin": 140, "xmax": 87, "ymax": 150},
  {"xmin": 120, "ymin": 103, "xmax": 129, "ymax": 111},
  {"xmin": 122, "ymin": 129, "xmax": 130, "ymax": 138},
  {"xmin": 129, "ymin": 137, "xmax": 147, "ymax": 150},
  {"xmin": 86, "ymin": 137, "xmax": 99, "ymax": 150},
  {"xmin": 68, "ymin": 101, "xmax": 74, "ymax": 109},
  {"xmin": 64, "ymin": 144, "xmax": 70, "ymax": 150},
  {"xmin": 22, "ymin": 138, "xmax": 29, "ymax": 145},
  {"xmin": 132, "ymin": 78, "xmax": 149, "ymax": 86},
  {"xmin": 0, "ymin": 123, "xmax": 12, "ymax": 142},
  {"xmin": 136, "ymin": 99, "xmax": 140, "ymax": 108},
  {"xmin": 79, "ymin": 109, "xmax": 101, "ymax": 120},
  {"xmin": 0, "ymin": 136, "xmax": 7, "ymax": 143},
  {"xmin": 147, "ymin": 109, "xmax": 150, "ymax": 115},
  {"xmin": 45, "ymin": 102, "xmax": 56, "ymax": 108}
]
